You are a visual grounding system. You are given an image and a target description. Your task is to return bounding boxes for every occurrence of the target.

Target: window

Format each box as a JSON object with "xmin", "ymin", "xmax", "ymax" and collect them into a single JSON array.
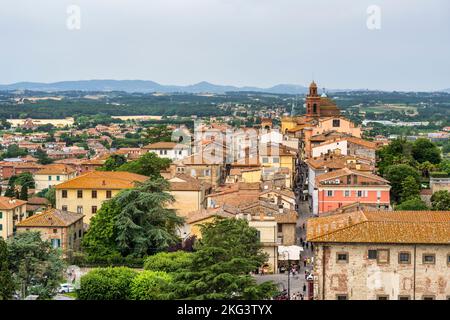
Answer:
[
  {"xmin": 53, "ymin": 228, "xmax": 57, "ymax": 234},
  {"xmin": 62, "ymin": 190, "xmax": 68, "ymax": 198},
  {"xmin": 377, "ymin": 295, "xmax": 389, "ymax": 300},
  {"xmin": 377, "ymin": 249, "xmax": 390, "ymax": 264},
  {"xmin": 79, "ymin": 230, "xmax": 82, "ymax": 238},
  {"xmin": 332, "ymin": 119, "xmax": 340, "ymax": 127},
  {"xmin": 422, "ymin": 296, "xmax": 435, "ymax": 300},
  {"xmin": 447, "ymin": 254, "xmax": 450, "ymax": 265},
  {"xmin": 77, "ymin": 190, "xmax": 83, "ymax": 198},
  {"xmin": 368, "ymin": 250, "xmax": 377, "ymax": 260},
  {"xmin": 77, "ymin": 206, "xmax": 83, "ymax": 214},
  {"xmin": 398, "ymin": 296, "xmax": 410, "ymax": 300},
  {"xmin": 327, "ymin": 190, "xmax": 334, "ymax": 197},
  {"xmin": 62, "ymin": 205, "xmax": 68, "ymax": 211},
  {"xmin": 73, "ymin": 232, "xmax": 77, "ymax": 240},
  {"xmin": 92, "ymin": 206, "xmax": 97, "ymax": 214},
  {"xmin": 91, "ymin": 190, "xmax": 97, "ymax": 199},
  {"xmin": 56, "ymin": 176, "xmax": 60, "ymax": 181},
  {"xmin": 336, "ymin": 295, "xmax": 348, "ymax": 300},
  {"xmin": 277, "ymin": 224, "xmax": 283, "ymax": 233},
  {"xmin": 204, "ymin": 169, "xmax": 211, "ymax": 176},
  {"xmin": 51, "ymin": 239, "xmax": 61, "ymax": 248},
  {"xmin": 344, "ymin": 190, "xmax": 350, "ymax": 197},
  {"xmin": 422, "ymin": 254, "xmax": 435, "ymax": 264},
  {"xmin": 336, "ymin": 252, "xmax": 348, "ymax": 263},
  {"xmin": 377, "ymin": 190, "xmax": 381, "ymax": 200},
  {"xmin": 273, "ymin": 157, "xmax": 280, "ymax": 163},
  {"xmin": 0, "ymin": 224, "xmax": 2, "ymax": 231},
  {"xmin": 399, "ymin": 252, "xmax": 411, "ymax": 264},
  {"xmin": 262, "ymin": 157, "xmax": 269, "ymax": 164},
  {"xmin": 0, "ymin": 212, "xmax": 2, "ymax": 219},
  {"xmin": 106, "ymin": 190, "xmax": 112, "ymax": 199},
  {"xmin": 48, "ymin": 176, "xmax": 52, "ymax": 181}
]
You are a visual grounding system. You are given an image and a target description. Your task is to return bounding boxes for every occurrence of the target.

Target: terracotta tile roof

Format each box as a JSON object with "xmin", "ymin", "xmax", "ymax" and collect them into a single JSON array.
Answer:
[
  {"xmin": 35, "ymin": 164, "xmax": 77, "ymax": 175},
  {"xmin": 55, "ymin": 171, "xmax": 148, "ymax": 190},
  {"xmin": 306, "ymin": 155, "xmax": 374, "ymax": 171},
  {"xmin": 307, "ymin": 210, "xmax": 450, "ymax": 244},
  {"xmin": 168, "ymin": 174, "xmax": 211, "ymax": 191},
  {"xmin": 143, "ymin": 141, "xmax": 188, "ymax": 149},
  {"xmin": 186, "ymin": 206, "xmax": 237, "ymax": 224},
  {"xmin": 0, "ymin": 197, "xmax": 27, "ymax": 210},
  {"xmin": 275, "ymin": 212, "xmax": 298, "ymax": 224},
  {"xmin": 26, "ymin": 197, "xmax": 49, "ymax": 205},
  {"xmin": 315, "ymin": 168, "xmax": 389, "ymax": 186},
  {"xmin": 16, "ymin": 208, "xmax": 83, "ymax": 227}
]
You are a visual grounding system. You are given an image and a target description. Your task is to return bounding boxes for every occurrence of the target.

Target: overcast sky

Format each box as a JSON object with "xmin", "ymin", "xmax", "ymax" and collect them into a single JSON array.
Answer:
[{"xmin": 1, "ymin": 0, "xmax": 449, "ymax": 91}]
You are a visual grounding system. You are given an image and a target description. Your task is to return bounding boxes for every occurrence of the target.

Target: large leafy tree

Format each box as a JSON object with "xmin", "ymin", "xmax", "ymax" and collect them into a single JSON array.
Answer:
[
  {"xmin": 35, "ymin": 148, "xmax": 53, "ymax": 165},
  {"xmin": 431, "ymin": 190, "xmax": 450, "ymax": 211},
  {"xmin": 7, "ymin": 231, "xmax": 65, "ymax": 299},
  {"xmin": 400, "ymin": 176, "xmax": 420, "ymax": 202},
  {"xmin": 82, "ymin": 178, "xmax": 183, "ymax": 258},
  {"xmin": 172, "ymin": 218, "xmax": 277, "ymax": 300},
  {"xmin": 98, "ymin": 154, "xmax": 127, "ymax": 171},
  {"xmin": 377, "ymin": 138, "xmax": 414, "ymax": 175},
  {"xmin": 395, "ymin": 197, "xmax": 429, "ymax": 211},
  {"xmin": 144, "ymin": 251, "xmax": 193, "ymax": 273},
  {"xmin": 384, "ymin": 164, "xmax": 420, "ymax": 203},
  {"xmin": 143, "ymin": 125, "xmax": 172, "ymax": 144},
  {"xmin": 412, "ymin": 138, "xmax": 441, "ymax": 164},
  {"xmin": 0, "ymin": 239, "xmax": 15, "ymax": 300},
  {"xmin": 117, "ymin": 152, "xmax": 171, "ymax": 178}
]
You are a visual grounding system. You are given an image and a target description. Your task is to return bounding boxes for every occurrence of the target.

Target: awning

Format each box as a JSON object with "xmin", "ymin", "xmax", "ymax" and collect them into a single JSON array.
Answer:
[{"xmin": 278, "ymin": 245, "xmax": 303, "ymax": 260}]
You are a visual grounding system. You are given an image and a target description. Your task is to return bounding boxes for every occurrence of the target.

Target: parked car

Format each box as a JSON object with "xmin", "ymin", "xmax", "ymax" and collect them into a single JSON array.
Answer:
[{"xmin": 58, "ymin": 283, "xmax": 75, "ymax": 293}]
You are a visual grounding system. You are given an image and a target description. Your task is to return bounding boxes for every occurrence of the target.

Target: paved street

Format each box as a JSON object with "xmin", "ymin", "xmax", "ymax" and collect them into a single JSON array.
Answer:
[{"xmin": 254, "ymin": 199, "xmax": 315, "ymax": 299}]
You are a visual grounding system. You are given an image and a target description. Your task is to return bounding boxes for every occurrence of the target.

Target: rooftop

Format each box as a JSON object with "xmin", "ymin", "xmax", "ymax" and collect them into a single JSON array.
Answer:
[
  {"xmin": 16, "ymin": 208, "xmax": 83, "ymax": 227},
  {"xmin": 55, "ymin": 171, "xmax": 148, "ymax": 190},
  {"xmin": 307, "ymin": 210, "xmax": 450, "ymax": 244}
]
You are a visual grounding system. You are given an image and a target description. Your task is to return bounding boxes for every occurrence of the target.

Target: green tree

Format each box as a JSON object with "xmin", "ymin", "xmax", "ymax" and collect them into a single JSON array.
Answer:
[
  {"xmin": 3, "ymin": 186, "xmax": 15, "ymax": 198},
  {"xmin": 82, "ymin": 178, "xmax": 183, "ymax": 258},
  {"xmin": 376, "ymin": 138, "xmax": 414, "ymax": 175},
  {"xmin": 19, "ymin": 185, "xmax": 28, "ymax": 201},
  {"xmin": 44, "ymin": 187, "xmax": 56, "ymax": 207},
  {"xmin": 1, "ymin": 144, "xmax": 28, "ymax": 159},
  {"xmin": 400, "ymin": 176, "xmax": 420, "ymax": 202},
  {"xmin": 117, "ymin": 152, "xmax": 171, "ymax": 178},
  {"xmin": 172, "ymin": 218, "xmax": 277, "ymax": 300},
  {"xmin": 395, "ymin": 197, "xmax": 429, "ymax": 210},
  {"xmin": 430, "ymin": 190, "xmax": 450, "ymax": 211},
  {"xmin": 7, "ymin": 231, "xmax": 65, "ymax": 299},
  {"xmin": 78, "ymin": 267, "xmax": 138, "ymax": 300},
  {"xmin": 412, "ymin": 138, "xmax": 442, "ymax": 164},
  {"xmin": 35, "ymin": 148, "xmax": 53, "ymax": 165},
  {"xmin": 0, "ymin": 239, "xmax": 15, "ymax": 300},
  {"xmin": 144, "ymin": 251, "xmax": 193, "ymax": 273},
  {"xmin": 10, "ymin": 172, "xmax": 35, "ymax": 189},
  {"xmin": 384, "ymin": 164, "xmax": 420, "ymax": 203},
  {"xmin": 130, "ymin": 271, "xmax": 173, "ymax": 300},
  {"xmin": 143, "ymin": 125, "xmax": 172, "ymax": 144},
  {"xmin": 98, "ymin": 154, "xmax": 127, "ymax": 171}
]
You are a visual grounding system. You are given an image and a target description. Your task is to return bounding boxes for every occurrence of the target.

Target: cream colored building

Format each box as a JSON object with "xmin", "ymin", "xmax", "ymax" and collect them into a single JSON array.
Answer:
[
  {"xmin": 16, "ymin": 208, "xmax": 84, "ymax": 253},
  {"xmin": 0, "ymin": 197, "xmax": 27, "ymax": 239},
  {"xmin": 34, "ymin": 164, "xmax": 77, "ymax": 192},
  {"xmin": 307, "ymin": 210, "xmax": 450, "ymax": 300},
  {"xmin": 55, "ymin": 171, "xmax": 148, "ymax": 224}
]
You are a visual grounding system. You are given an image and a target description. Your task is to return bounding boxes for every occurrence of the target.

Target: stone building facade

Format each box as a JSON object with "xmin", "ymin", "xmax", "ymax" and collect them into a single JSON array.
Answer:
[{"xmin": 307, "ymin": 210, "xmax": 450, "ymax": 300}]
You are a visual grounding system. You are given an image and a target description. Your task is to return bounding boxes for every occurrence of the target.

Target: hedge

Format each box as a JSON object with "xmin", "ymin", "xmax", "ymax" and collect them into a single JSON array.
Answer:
[
  {"xmin": 78, "ymin": 267, "xmax": 138, "ymax": 300},
  {"xmin": 130, "ymin": 271, "xmax": 173, "ymax": 300}
]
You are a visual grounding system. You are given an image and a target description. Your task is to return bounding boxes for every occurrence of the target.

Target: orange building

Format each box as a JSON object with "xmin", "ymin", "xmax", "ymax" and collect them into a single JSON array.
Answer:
[{"xmin": 313, "ymin": 168, "xmax": 390, "ymax": 215}]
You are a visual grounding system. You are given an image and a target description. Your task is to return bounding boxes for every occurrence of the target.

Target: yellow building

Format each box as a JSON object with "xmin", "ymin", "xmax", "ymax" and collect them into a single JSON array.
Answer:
[
  {"xmin": 0, "ymin": 197, "xmax": 27, "ymax": 239},
  {"xmin": 55, "ymin": 171, "xmax": 148, "ymax": 224},
  {"xmin": 16, "ymin": 208, "xmax": 84, "ymax": 253}
]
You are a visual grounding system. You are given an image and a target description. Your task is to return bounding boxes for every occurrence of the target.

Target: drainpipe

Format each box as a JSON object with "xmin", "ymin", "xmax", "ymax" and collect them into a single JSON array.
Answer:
[{"xmin": 322, "ymin": 245, "xmax": 326, "ymax": 300}]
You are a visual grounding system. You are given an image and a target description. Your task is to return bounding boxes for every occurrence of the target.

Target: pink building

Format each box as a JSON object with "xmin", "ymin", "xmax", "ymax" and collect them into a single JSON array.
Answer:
[{"xmin": 313, "ymin": 168, "xmax": 390, "ymax": 215}]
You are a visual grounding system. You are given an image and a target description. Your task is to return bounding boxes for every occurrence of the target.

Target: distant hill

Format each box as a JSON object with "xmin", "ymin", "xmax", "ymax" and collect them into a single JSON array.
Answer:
[{"xmin": 0, "ymin": 80, "xmax": 309, "ymax": 94}]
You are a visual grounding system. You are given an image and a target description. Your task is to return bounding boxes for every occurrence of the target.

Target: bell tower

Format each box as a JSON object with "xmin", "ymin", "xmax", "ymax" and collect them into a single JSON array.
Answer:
[{"xmin": 306, "ymin": 81, "xmax": 321, "ymax": 117}]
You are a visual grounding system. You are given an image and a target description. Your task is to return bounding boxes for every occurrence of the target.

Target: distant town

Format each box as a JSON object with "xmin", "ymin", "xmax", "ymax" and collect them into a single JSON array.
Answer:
[{"xmin": 0, "ymin": 81, "xmax": 449, "ymax": 301}]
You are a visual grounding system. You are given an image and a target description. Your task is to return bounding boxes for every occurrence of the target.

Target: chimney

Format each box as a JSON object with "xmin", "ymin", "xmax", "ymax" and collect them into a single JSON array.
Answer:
[{"xmin": 102, "ymin": 180, "xmax": 106, "ymax": 186}]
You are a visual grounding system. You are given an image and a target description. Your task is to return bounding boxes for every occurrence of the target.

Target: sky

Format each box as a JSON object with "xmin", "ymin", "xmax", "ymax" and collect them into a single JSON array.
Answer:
[{"xmin": 1, "ymin": 0, "xmax": 449, "ymax": 91}]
